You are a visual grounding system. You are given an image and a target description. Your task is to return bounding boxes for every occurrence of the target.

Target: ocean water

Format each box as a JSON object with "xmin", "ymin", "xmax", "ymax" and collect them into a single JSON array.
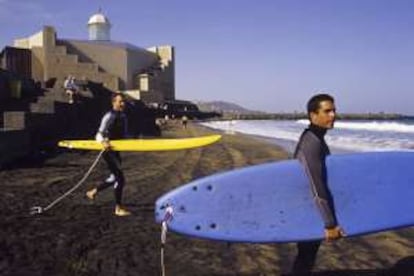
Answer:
[{"xmin": 200, "ymin": 119, "xmax": 414, "ymax": 154}]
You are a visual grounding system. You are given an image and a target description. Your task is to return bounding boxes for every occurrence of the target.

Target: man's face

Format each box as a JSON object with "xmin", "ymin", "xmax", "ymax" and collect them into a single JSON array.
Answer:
[
  {"xmin": 310, "ymin": 100, "xmax": 336, "ymax": 129},
  {"xmin": 112, "ymin": 95, "xmax": 125, "ymax": 111}
]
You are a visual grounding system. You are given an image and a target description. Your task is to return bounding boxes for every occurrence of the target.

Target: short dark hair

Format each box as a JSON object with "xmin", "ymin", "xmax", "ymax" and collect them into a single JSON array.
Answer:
[
  {"xmin": 111, "ymin": 92, "xmax": 125, "ymax": 102},
  {"xmin": 307, "ymin": 93, "xmax": 334, "ymax": 115}
]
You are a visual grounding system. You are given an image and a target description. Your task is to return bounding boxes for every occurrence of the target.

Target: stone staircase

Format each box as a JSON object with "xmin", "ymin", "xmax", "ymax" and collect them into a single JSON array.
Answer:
[{"xmin": 47, "ymin": 42, "xmax": 118, "ymax": 91}]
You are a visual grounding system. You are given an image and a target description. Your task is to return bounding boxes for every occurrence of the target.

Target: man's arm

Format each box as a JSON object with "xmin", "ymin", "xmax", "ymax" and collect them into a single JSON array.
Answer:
[
  {"xmin": 96, "ymin": 112, "xmax": 114, "ymax": 150},
  {"xmin": 296, "ymin": 133, "xmax": 343, "ymax": 240}
]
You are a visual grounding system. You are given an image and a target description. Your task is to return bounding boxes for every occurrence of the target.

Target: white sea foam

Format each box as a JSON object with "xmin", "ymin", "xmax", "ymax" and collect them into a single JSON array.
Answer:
[
  {"xmin": 201, "ymin": 120, "xmax": 414, "ymax": 153},
  {"xmin": 297, "ymin": 119, "xmax": 414, "ymax": 133}
]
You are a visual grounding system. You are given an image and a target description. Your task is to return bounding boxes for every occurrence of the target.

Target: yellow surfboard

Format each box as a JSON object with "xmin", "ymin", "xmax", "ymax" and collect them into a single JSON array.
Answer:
[{"xmin": 58, "ymin": 135, "xmax": 221, "ymax": 151}]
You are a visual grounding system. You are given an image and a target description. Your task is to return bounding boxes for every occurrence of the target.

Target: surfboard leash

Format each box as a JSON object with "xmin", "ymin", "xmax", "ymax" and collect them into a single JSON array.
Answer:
[
  {"xmin": 30, "ymin": 149, "xmax": 105, "ymax": 215},
  {"xmin": 160, "ymin": 205, "xmax": 174, "ymax": 276}
]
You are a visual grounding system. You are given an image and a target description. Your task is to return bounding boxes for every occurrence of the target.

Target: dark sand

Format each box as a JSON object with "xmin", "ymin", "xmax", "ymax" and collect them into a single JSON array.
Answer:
[{"xmin": 1, "ymin": 122, "xmax": 413, "ymax": 276}]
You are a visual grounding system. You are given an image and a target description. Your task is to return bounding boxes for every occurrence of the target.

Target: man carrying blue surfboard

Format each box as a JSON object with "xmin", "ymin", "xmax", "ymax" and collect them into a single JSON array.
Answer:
[
  {"xmin": 86, "ymin": 93, "xmax": 131, "ymax": 216},
  {"xmin": 292, "ymin": 94, "xmax": 345, "ymax": 273}
]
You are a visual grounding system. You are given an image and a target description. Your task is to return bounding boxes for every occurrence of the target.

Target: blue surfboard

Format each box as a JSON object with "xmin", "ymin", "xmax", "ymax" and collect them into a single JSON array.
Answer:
[{"xmin": 155, "ymin": 151, "xmax": 414, "ymax": 243}]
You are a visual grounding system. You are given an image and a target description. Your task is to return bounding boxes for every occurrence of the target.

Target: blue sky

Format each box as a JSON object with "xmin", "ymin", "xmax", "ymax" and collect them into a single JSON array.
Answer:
[{"xmin": 1, "ymin": 0, "xmax": 414, "ymax": 114}]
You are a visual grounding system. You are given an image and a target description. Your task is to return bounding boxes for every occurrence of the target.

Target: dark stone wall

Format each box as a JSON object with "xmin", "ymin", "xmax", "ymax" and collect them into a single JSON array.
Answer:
[
  {"xmin": 87, "ymin": 81, "xmax": 160, "ymax": 137},
  {"xmin": 0, "ymin": 129, "xmax": 30, "ymax": 167},
  {"xmin": 0, "ymin": 47, "xmax": 31, "ymax": 79},
  {"xmin": 0, "ymin": 78, "xmax": 160, "ymax": 167}
]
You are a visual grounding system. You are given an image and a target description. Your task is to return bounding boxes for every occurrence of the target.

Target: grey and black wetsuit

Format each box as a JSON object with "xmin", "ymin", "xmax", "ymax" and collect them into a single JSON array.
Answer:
[
  {"xmin": 95, "ymin": 110, "xmax": 128, "ymax": 205},
  {"xmin": 294, "ymin": 124, "xmax": 337, "ymax": 228},
  {"xmin": 292, "ymin": 123, "xmax": 338, "ymax": 273}
]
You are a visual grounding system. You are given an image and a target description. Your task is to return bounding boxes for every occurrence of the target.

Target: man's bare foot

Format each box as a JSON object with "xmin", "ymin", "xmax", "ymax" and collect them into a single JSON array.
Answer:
[
  {"xmin": 114, "ymin": 206, "xmax": 131, "ymax": 216},
  {"xmin": 86, "ymin": 188, "xmax": 97, "ymax": 200}
]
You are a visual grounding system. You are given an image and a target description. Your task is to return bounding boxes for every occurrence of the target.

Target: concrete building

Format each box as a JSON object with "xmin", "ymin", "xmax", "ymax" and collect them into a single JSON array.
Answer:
[{"xmin": 13, "ymin": 11, "xmax": 175, "ymax": 103}]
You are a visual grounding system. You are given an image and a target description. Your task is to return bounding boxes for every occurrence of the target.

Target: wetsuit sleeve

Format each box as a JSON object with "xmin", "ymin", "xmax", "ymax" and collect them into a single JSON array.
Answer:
[
  {"xmin": 96, "ymin": 112, "xmax": 114, "ymax": 142},
  {"xmin": 296, "ymin": 134, "xmax": 338, "ymax": 228}
]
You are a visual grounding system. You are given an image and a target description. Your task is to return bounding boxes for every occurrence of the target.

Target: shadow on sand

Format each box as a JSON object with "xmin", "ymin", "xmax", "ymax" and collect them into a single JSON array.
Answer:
[{"xmin": 282, "ymin": 256, "xmax": 414, "ymax": 276}]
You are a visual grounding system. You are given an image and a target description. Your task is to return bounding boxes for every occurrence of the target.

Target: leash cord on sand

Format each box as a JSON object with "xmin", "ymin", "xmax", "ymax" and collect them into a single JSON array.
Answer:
[
  {"xmin": 160, "ymin": 206, "xmax": 174, "ymax": 276},
  {"xmin": 30, "ymin": 149, "xmax": 105, "ymax": 215}
]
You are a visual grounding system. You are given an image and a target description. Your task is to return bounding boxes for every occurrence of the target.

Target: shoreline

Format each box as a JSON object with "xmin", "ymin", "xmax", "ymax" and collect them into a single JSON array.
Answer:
[
  {"xmin": 199, "ymin": 122, "xmax": 352, "ymax": 155},
  {"xmin": 213, "ymin": 112, "xmax": 414, "ymax": 121},
  {"xmin": 0, "ymin": 121, "xmax": 413, "ymax": 275},
  {"xmin": 199, "ymin": 119, "xmax": 414, "ymax": 153}
]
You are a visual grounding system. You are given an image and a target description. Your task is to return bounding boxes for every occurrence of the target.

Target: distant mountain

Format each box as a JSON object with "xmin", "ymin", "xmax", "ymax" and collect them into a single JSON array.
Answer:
[{"xmin": 196, "ymin": 101, "xmax": 265, "ymax": 114}]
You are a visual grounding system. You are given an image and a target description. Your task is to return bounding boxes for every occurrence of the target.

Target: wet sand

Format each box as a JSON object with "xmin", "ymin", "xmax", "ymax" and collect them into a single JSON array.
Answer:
[{"xmin": 0, "ymin": 122, "xmax": 413, "ymax": 275}]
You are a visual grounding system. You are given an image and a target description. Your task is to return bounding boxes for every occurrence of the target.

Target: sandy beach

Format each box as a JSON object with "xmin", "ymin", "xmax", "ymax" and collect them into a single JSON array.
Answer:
[{"xmin": 1, "ymin": 121, "xmax": 413, "ymax": 276}]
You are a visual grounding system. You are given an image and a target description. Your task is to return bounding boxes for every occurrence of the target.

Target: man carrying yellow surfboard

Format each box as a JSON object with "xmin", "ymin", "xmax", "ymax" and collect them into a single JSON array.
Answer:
[{"xmin": 86, "ymin": 93, "xmax": 131, "ymax": 216}]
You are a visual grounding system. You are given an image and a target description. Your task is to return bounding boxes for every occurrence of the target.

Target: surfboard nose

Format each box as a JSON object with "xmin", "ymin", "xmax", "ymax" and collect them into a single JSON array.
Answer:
[
  {"xmin": 155, "ymin": 197, "xmax": 174, "ymax": 224},
  {"xmin": 154, "ymin": 194, "xmax": 172, "ymax": 223},
  {"xmin": 154, "ymin": 202, "xmax": 166, "ymax": 223}
]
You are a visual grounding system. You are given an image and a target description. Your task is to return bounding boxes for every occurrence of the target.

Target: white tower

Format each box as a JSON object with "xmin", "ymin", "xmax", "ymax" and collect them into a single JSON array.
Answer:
[{"xmin": 87, "ymin": 10, "xmax": 111, "ymax": 41}]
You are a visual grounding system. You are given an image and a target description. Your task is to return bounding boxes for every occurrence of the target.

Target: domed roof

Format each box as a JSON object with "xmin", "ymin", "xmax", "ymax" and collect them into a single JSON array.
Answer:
[{"xmin": 88, "ymin": 12, "xmax": 111, "ymax": 25}]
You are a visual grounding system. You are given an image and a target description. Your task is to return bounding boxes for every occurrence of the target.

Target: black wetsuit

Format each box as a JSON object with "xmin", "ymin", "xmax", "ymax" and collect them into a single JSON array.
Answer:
[
  {"xmin": 96, "ymin": 110, "xmax": 128, "ymax": 205},
  {"xmin": 292, "ymin": 123, "xmax": 338, "ymax": 273}
]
